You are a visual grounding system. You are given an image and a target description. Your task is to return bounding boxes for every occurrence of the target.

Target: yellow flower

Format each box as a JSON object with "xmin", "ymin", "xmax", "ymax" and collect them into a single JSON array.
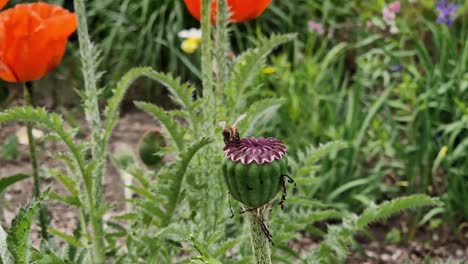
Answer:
[
  {"xmin": 181, "ymin": 38, "xmax": 200, "ymax": 54},
  {"xmin": 178, "ymin": 28, "xmax": 202, "ymax": 54},
  {"xmin": 438, "ymin": 146, "xmax": 448, "ymax": 158},
  {"xmin": 262, "ymin": 66, "xmax": 276, "ymax": 74},
  {"xmin": 396, "ymin": 181, "xmax": 408, "ymax": 187}
]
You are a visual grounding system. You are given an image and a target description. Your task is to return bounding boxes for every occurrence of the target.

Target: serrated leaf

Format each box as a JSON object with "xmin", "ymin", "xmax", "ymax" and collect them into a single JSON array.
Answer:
[
  {"xmin": 127, "ymin": 186, "xmax": 161, "ymax": 203},
  {"xmin": 135, "ymin": 102, "xmax": 185, "ymax": 152},
  {"xmin": 0, "ymin": 107, "xmax": 88, "ymax": 193},
  {"xmin": 227, "ymin": 33, "xmax": 296, "ymax": 108},
  {"xmin": 188, "ymin": 235, "xmax": 222, "ymax": 264},
  {"xmin": 48, "ymin": 192, "xmax": 81, "ymax": 207},
  {"xmin": 160, "ymin": 137, "xmax": 214, "ymax": 226},
  {"xmin": 48, "ymin": 228, "xmax": 83, "ymax": 248},
  {"xmin": 297, "ymin": 210, "xmax": 344, "ymax": 225},
  {"xmin": 104, "ymin": 68, "xmax": 197, "ymax": 149},
  {"xmin": 112, "ymin": 213, "xmax": 139, "ymax": 221},
  {"xmin": 241, "ymin": 98, "xmax": 286, "ymax": 136},
  {"xmin": 35, "ymin": 253, "xmax": 67, "ymax": 264},
  {"xmin": 213, "ymin": 238, "xmax": 242, "ymax": 258},
  {"xmin": 7, "ymin": 189, "xmax": 49, "ymax": 264},
  {"xmin": 306, "ymin": 195, "xmax": 441, "ymax": 263},
  {"xmin": 143, "ymin": 71, "xmax": 196, "ymax": 113},
  {"xmin": 303, "ymin": 141, "xmax": 349, "ymax": 165},
  {"xmin": 48, "ymin": 170, "xmax": 79, "ymax": 197},
  {"xmin": 357, "ymin": 195, "xmax": 442, "ymax": 229},
  {"xmin": 0, "ymin": 174, "xmax": 30, "ymax": 194}
]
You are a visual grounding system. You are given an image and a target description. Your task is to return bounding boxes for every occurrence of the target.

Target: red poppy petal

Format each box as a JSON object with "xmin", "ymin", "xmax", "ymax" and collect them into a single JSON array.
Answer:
[
  {"xmin": 0, "ymin": 2, "xmax": 76, "ymax": 82},
  {"xmin": 0, "ymin": 0, "xmax": 7, "ymax": 10},
  {"xmin": 184, "ymin": 0, "xmax": 271, "ymax": 23},
  {"xmin": 0, "ymin": 62, "xmax": 18, "ymax": 82},
  {"xmin": 184, "ymin": 0, "xmax": 202, "ymax": 21},
  {"xmin": 252, "ymin": 0, "xmax": 271, "ymax": 19}
]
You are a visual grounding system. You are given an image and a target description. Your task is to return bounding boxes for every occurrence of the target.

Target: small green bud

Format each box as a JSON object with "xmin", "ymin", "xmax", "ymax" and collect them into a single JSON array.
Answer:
[{"xmin": 137, "ymin": 128, "xmax": 166, "ymax": 168}]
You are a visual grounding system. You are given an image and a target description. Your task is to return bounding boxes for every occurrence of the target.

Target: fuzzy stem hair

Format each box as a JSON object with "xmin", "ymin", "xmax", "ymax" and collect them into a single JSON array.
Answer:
[{"xmin": 247, "ymin": 206, "xmax": 272, "ymax": 264}]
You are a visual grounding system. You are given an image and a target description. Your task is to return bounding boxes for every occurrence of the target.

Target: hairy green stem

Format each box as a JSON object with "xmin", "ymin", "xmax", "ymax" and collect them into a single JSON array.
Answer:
[
  {"xmin": 247, "ymin": 208, "xmax": 272, "ymax": 264},
  {"xmin": 23, "ymin": 82, "xmax": 49, "ymax": 240},
  {"xmin": 199, "ymin": 0, "xmax": 228, "ymax": 236},
  {"xmin": 73, "ymin": 0, "xmax": 105, "ymax": 203},
  {"xmin": 73, "ymin": 0, "xmax": 105, "ymax": 262},
  {"xmin": 214, "ymin": 0, "xmax": 229, "ymax": 117},
  {"xmin": 201, "ymin": 0, "xmax": 214, "ymax": 133}
]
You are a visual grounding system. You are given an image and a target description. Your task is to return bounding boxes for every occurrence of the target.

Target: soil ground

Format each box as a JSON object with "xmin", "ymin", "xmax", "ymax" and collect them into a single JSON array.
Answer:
[{"xmin": 1, "ymin": 110, "xmax": 467, "ymax": 264}]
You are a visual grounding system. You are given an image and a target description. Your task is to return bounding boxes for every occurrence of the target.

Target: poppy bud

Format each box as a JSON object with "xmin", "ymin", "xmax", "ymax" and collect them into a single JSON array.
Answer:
[
  {"xmin": 222, "ymin": 137, "xmax": 287, "ymax": 208},
  {"xmin": 138, "ymin": 128, "xmax": 166, "ymax": 168}
]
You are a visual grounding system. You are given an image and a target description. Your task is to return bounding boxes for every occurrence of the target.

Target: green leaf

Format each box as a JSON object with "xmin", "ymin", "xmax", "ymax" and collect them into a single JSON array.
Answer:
[
  {"xmin": 48, "ymin": 192, "xmax": 81, "ymax": 207},
  {"xmin": 213, "ymin": 238, "xmax": 242, "ymax": 258},
  {"xmin": 143, "ymin": 71, "xmax": 196, "ymax": 114},
  {"xmin": 35, "ymin": 253, "xmax": 67, "ymax": 264},
  {"xmin": 159, "ymin": 137, "xmax": 214, "ymax": 226},
  {"xmin": 327, "ymin": 178, "xmax": 371, "ymax": 202},
  {"xmin": 227, "ymin": 33, "xmax": 296, "ymax": 108},
  {"xmin": 302, "ymin": 141, "xmax": 349, "ymax": 165},
  {"xmin": 48, "ymin": 170, "xmax": 79, "ymax": 197},
  {"xmin": 2, "ymin": 135, "xmax": 18, "ymax": 160},
  {"xmin": 188, "ymin": 235, "xmax": 222, "ymax": 264},
  {"xmin": 134, "ymin": 101, "xmax": 185, "ymax": 151},
  {"xmin": 306, "ymin": 195, "xmax": 441, "ymax": 263},
  {"xmin": 356, "ymin": 195, "xmax": 442, "ymax": 229},
  {"xmin": 0, "ymin": 225, "xmax": 13, "ymax": 264},
  {"xmin": 48, "ymin": 228, "xmax": 83, "ymax": 248},
  {"xmin": 7, "ymin": 189, "xmax": 49, "ymax": 264},
  {"xmin": 354, "ymin": 85, "xmax": 392, "ymax": 150},
  {"xmin": 103, "ymin": 67, "xmax": 152, "ymax": 146},
  {"xmin": 104, "ymin": 68, "xmax": 197, "ymax": 149},
  {"xmin": 0, "ymin": 174, "xmax": 30, "ymax": 194},
  {"xmin": 241, "ymin": 98, "xmax": 286, "ymax": 136},
  {"xmin": 297, "ymin": 210, "xmax": 344, "ymax": 225},
  {"xmin": 0, "ymin": 107, "xmax": 89, "ymax": 193}
]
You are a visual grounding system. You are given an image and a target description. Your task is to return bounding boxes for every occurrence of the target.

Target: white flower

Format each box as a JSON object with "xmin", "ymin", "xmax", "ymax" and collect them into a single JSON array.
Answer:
[
  {"xmin": 390, "ymin": 25, "xmax": 399, "ymax": 34},
  {"xmin": 178, "ymin": 28, "xmax": 202, "ymax": 40},
  {"xmin": 178, "ymin": 28, "xmax": 202, "ymax": 54}
]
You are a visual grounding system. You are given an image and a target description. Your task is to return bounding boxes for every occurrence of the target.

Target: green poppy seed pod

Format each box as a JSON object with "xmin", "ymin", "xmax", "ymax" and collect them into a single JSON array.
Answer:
[
  {"xmin": 138, "ymin": 128, "xmax": 166, "ymax": 168},
  {"xmin": 222, "ymin": 137, "xmax": 287, "ymax": 208}
]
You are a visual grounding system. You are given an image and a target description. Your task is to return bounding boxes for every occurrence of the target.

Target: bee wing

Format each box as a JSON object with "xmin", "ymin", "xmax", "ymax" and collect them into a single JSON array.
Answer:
[
  {"xmin": 232, "ymin": 113, "xmax": 247, "ymax": 127},
  {"xmin": 218, "ymin": 121, "xmax": 227, "ymax": 129}
]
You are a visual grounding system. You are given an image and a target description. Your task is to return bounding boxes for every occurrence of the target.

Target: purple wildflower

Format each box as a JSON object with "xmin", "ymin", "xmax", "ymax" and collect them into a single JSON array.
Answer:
[
  {"xmin": 436, "ymin": 0, "xmax": 457, "ymax": 26},
  {"xmin": 308, "ymin": 21, "xmax": 325, "ymax": 36},
  {"xmin": 390, "ymin": 65, "xmax": 403, "ymax": 72},
  {"xmin": 223, "ymin": 137, "xmax": 287, "ymax": 165}
]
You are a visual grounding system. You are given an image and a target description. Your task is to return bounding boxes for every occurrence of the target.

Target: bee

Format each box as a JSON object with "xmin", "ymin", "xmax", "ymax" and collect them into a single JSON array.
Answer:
[{"xmin": 219, "ymin": 114, "xmax": 246, "ymax": 145}]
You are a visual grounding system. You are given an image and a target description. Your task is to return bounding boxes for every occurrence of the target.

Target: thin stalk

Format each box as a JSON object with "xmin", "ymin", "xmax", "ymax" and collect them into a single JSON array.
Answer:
[
  {"xmin": 247, "ymin": 207, "xmax": 272, "ymax": 264},
  {"xmin": 23, "ymin": 82, "xmax": 48, "ymax": 240}
]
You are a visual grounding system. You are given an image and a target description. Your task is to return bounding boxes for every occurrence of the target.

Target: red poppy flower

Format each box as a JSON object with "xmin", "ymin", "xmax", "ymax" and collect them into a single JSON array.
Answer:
[
  {"xmin": 184, "ymin": 0, "xmax": 271, "ymax": 23},
  {"xmin": 0, "ymin": 1, "xmax": 77, "ymax": 83},
  {"xmin": 0, "ymin": 0, "xmax": 7, "ymax": 10}
]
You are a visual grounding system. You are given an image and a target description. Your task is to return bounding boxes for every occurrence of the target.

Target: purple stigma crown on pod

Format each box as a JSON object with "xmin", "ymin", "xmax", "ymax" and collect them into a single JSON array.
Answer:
[{"xmin": 223, "ymin": 137, "xmax": 287, "ymax": 165}]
